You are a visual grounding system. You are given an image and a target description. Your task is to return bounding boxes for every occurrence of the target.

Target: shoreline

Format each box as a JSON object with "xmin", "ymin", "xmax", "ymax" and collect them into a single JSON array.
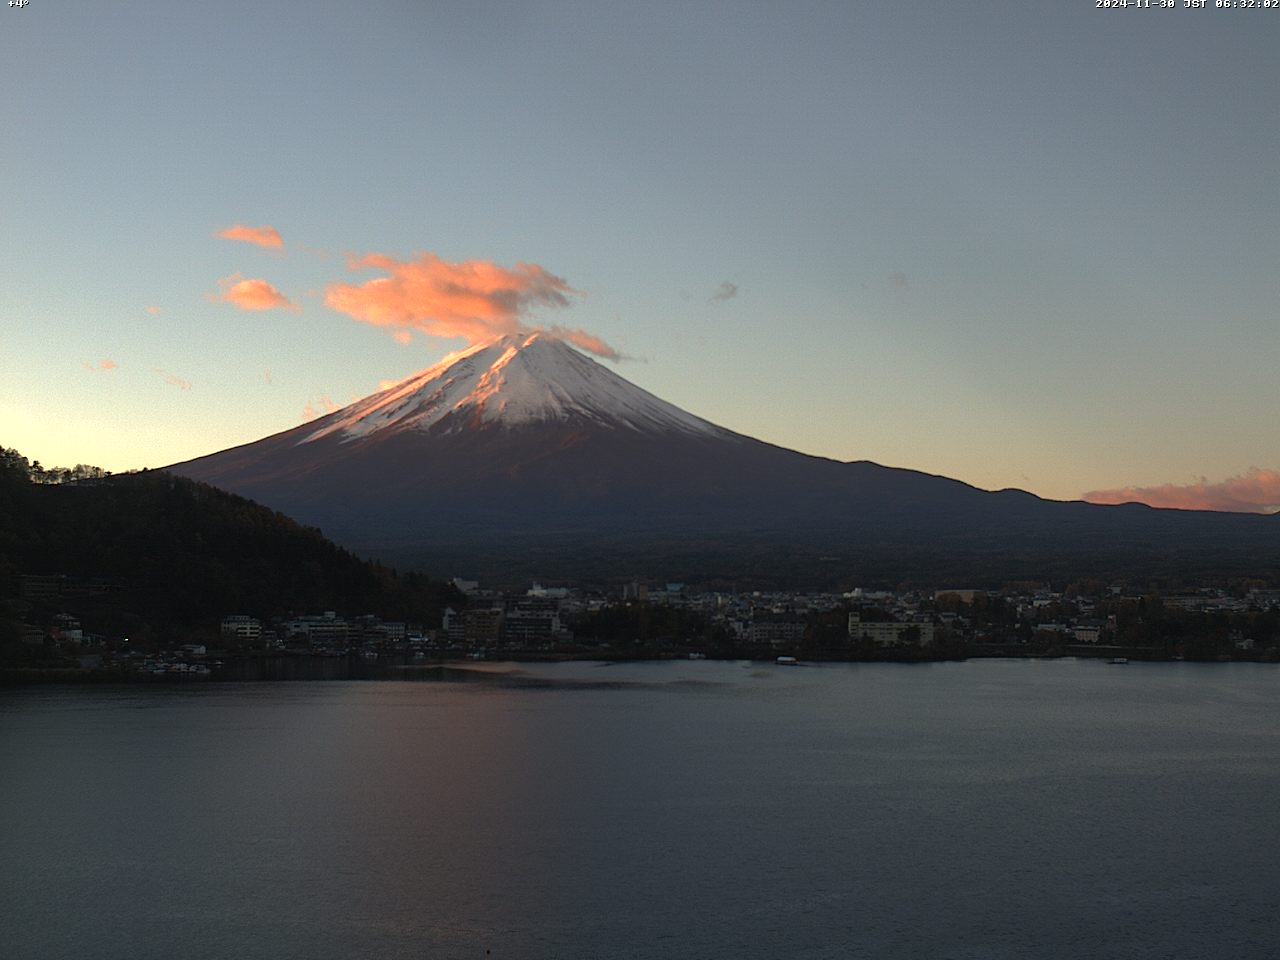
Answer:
[{"xmin": 3, "ymin": 647, "xmax": 1272, "ymax": 685}]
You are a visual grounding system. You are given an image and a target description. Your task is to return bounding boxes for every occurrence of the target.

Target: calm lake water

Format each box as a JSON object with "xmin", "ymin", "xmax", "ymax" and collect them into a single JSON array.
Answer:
[{"xmin": 3, "ymin": 659, "xmax": 1279, "ymax": 959}]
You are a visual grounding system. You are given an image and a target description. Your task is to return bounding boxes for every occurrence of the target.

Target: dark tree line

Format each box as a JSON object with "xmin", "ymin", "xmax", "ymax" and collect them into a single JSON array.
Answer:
[
  {"xmin": 1, "ymin": 446, "xmax": 459, "ymax": 654},
  {"xmin": 1, "ymin": 447, "xmax": 112, "ymax": 485}
]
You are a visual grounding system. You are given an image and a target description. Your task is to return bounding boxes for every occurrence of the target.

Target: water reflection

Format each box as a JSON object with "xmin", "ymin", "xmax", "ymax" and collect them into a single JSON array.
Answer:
[{"xmin": 2, "ymin": 660, "xmax": 1279, "ymax": 959}]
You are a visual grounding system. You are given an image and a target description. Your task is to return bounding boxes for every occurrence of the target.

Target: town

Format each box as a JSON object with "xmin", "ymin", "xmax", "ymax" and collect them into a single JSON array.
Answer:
[{"xmin": 9, "ymin": 572, "xmax": 1280, "ymax": 681}]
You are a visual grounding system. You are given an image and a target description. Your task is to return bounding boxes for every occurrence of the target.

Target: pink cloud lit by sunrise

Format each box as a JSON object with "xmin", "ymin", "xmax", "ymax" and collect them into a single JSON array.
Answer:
[
  {"xmin": 217, "ymin": 224, "xmax": 284, "ymax": 249},
  {"xmin": 543, "ymin": 326, "xmax": 622, "ymax": 362},
  {"xmin": 218, "ymin": 274, "xmax": 298, "ymax": 312},
  {"xmin": 324, "ymin": 251, "xmax": 621, "ymax": 360},
  {"xmin": 1083, "ymin": 467, "xmax": 1280, "ymax": 514}
]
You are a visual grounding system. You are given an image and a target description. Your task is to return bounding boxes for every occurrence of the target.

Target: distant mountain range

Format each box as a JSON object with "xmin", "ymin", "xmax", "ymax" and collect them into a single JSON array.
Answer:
[{"xmin": 168, "ymin": 332, "xmax": 1280, "ymax": 588}]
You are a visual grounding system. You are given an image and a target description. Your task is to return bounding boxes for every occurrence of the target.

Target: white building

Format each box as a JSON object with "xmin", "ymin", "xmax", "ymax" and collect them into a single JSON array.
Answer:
[
  {"xmin": 750, "ymin": 617, "xmax": 805, "ymax": 648},
  {"xmin": 1073, "ymin": 625, "xmax": 1101, "ymax": 644},
  {"xmin": 221, "ymin": 615, "xmax": 262, "ymax": 642},
  {"xmin": 283, "ymin": 612, "xmax": 349, "ymax": 644},
  {"xmin": 848, "ymin": 612, "xmax": 934, "ymax": 647}
]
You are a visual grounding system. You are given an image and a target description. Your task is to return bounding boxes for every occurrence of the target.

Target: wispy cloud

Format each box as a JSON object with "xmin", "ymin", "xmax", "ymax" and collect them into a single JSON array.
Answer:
[
  {"xmin": 544, "ymin": 325, "xmax": 623, "ymax": 362},
  {"xmin": 888, "ymin": 271, "xmax": 910, "ymax": 291},
  {"xmin": 302, "ymin": 394, "xmax": 342, "ymax": 421},
  {"xmin": 145, "ymin": 305, "xmax": 162, "ymax": 316},
  {"xmin": 154, "ymin": 369, "xmax": 192, "ymax": 391},
  {"xmin": 709, "ymin": 281, "xmax": 738, "ymax": 302},
  {"xmin": 217, "ymin": 273, "xmax": 298, "ymax": 312},
  {"xmin": 217, "ymin": 224, "xmax": 284, "ymax": 249},
  {"xmin": 1083, "ymin": 468, "xmax": 1280, "ymax": 514},
  {"xmin": 262, "ymin": 370, "xmax": 273, "ymax": 385},
  {"xmin": 324, "ymin": 251, "xmax": 621, "ymax": 361},
  {"xmin": 83, "ymin": 358, "xmax": 118, "ymax": 372}
]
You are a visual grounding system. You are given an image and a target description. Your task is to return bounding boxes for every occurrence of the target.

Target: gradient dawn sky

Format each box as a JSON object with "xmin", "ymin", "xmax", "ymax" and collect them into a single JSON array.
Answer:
[{"xmin": 2, "ymin": 0, "xmax": 1276, "ymax": 510}]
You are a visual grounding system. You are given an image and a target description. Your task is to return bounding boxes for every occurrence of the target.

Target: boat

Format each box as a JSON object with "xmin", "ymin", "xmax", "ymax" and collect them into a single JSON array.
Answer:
[
  {"xmin": 775, "ymin": 656, "xmax": 799, "ymax": 665},
  {"xmin": 1108, "ymin": 657, "xmax": 1129, "ymax": 664}
]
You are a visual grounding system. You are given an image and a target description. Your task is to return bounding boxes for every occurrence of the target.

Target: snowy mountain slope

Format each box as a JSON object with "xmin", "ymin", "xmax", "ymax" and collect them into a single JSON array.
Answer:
[{"xmin": 303, "ymin": 331, "xmax": 729, "ymax": 443}]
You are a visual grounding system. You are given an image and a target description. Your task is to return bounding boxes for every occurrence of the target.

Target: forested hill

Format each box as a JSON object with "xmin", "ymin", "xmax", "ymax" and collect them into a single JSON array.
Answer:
[{"xmin": 0, "ymin": 447, "xmax": 458, "ymax": 646}]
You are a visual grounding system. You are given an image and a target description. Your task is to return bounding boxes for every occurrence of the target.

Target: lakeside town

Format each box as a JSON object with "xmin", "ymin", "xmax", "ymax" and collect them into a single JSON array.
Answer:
[{"xmin": 9, "ymin": 572, "xmax": 1280, "ymax": 681}]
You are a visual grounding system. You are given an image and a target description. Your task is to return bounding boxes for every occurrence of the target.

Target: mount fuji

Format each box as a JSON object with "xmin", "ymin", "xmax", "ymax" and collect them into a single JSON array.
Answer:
[{"xmin": 168, "ymin": 332, "xmax": 1280, "ymax": 586}]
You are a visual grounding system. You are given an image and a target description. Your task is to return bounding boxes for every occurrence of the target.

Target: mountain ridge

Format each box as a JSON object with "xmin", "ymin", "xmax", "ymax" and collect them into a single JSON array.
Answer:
[{"xmin": 167, "ymin": 334, "xmax": 1280, "ymax": 587}]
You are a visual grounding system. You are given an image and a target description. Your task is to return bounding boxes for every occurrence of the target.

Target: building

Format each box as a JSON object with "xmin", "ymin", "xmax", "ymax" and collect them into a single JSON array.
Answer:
[
  {"xmin": 443, "ymin": 606, "xmax": 506, "ymax": 646},
  {"xmin": 463, "ymin": 607, "xmax": 504, "ymax": 646},
  {"xmin": 622, "ymin": 580, "xmax": 650, "ymax": 602},
  {"xmin": 1072, "ymin": 623, "xmax": 1102, "ymax": 644},
  {"xmin": 50, "ymin": 613, "xmax": 83, "ymax": 645},
  {"xmin": 504, "ymin": 597, "xmax": 566, "ymax": 646},
  {"xmin": 848, "ymin": 611, "xmax": 935, "ymax": 647},
  {"xmin": 527, "ymin": 583, "xmax": 570, "ymax": 600},
  {"xmin": 443, "ymin": 607, "xmax": 465, "ymax": 645},
  {"xmin": 283, "ymin": 612, "xmax": 350, "ymax": 645},
  {"xmin": 221, "ymin": 615, "xmax": 263, "ymax": 642},
  {"xmin": 351, "ymin": 615, "xmax": 407, "ymax": 645},
  {"xmin": 750, "ymin": 613, "xmax": 805, "ymax": 648}
]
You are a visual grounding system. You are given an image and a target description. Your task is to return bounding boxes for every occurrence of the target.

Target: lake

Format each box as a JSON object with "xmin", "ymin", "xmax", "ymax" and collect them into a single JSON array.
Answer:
[{"xmin": 3, "ymin": 659, "xmax": 1279, "ymax": 959}]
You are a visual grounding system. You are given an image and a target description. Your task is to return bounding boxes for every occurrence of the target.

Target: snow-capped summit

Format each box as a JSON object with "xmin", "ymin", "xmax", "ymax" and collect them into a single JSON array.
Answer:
[{"xmin": 303, "ymin": 331, "xmax": 727, "ymax": 444}]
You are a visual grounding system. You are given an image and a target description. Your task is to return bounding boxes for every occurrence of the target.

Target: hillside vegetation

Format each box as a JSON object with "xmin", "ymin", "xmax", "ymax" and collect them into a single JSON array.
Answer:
[{"xmin": 0, "ymin": 447, "xmax": 457, "ymax": 651}]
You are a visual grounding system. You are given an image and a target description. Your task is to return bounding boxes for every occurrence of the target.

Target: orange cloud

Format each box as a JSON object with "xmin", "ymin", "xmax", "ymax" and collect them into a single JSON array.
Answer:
[
  {"xmin": 83, "ymin": 358, "xmax": 118, "ymax": 372},
  {"xmin": 326, "ymin": 252, "xmax": 574, "ymax": 339},
  {"xmin": 217, "ymin": 224, "xmax": 284, "ymax": 249},
  {"xmin": 146, "ymin": 305, "xmax": 162, "ymax": 316},
  {"xmin": 324, "ymin": 251, "xmax": 621, "ymax": 360},
  {"xmin": 544, "ymin": 326, "xmax": 623, "ymax": 362},
  {"xmin": 391, "ymin": 329, "xmax": 413, "ymax": 345},
  {"xmin": 1083, "ymin": 468, "xmax": 1280, "ymax": 514},
  {"xmin": 218, "ymin": 274, "xmax": 298, "ymax": 312}
]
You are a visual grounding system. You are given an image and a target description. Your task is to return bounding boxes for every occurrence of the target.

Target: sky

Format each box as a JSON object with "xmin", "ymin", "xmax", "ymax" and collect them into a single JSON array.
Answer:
[{"xmin": 2, "ymin": 0, "xmax": 1277, "ymax": 510}]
